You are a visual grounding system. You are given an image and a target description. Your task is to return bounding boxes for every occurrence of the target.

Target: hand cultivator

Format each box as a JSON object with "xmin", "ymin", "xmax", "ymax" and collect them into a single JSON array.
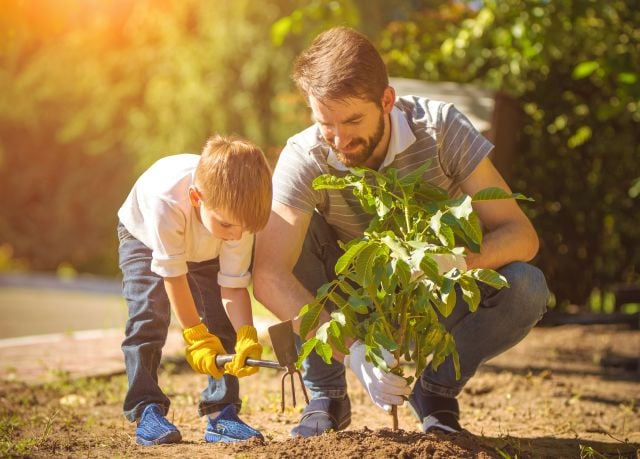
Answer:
[{"xmin": 215, "ymin": 320, "xmax": 309, "ymax": 412}]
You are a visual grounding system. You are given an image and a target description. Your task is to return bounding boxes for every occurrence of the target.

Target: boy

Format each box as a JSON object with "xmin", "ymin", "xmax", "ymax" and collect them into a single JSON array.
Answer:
[{"xmin": 117, "ymin": 135, "xmax": 272, "ymax": 445}]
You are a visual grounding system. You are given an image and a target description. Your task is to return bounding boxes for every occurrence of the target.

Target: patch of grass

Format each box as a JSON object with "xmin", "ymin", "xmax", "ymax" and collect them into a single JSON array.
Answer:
[
  {"xmin": 0, "ymin": 414, "xmax": 37, "ymax": 457},
  {"xmin": 579, "ymin": 444, "xmax": 610, "ymax": 458}
]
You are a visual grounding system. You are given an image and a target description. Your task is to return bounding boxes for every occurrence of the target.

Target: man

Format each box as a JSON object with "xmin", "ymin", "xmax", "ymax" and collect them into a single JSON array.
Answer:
[{"xmin": 254, "ymin": 26, "xmax": 549, "ymax": 437}]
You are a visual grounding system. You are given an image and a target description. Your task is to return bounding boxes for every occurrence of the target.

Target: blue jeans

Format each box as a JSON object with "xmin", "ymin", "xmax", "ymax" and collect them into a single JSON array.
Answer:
[
  {"xmin": 293, "ymin": 213, "xmax": 550, "ymax": 399},
  {"xmin": 117, "ymin": 222, "xmax": 240, "ymax": 422}
]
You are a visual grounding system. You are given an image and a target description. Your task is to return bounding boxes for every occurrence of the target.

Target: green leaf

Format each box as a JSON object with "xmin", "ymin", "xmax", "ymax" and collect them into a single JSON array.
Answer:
[
  {"xmin": 365, "ymin": 344, "xmax": 389, "ymax": 371},
  {"xmin": 472, "ymin": 187, "xmax": 533, "ymax": 202},
  {"xmin": 629, "ymin": 177, "xmax": 640, "ymax": 198},
  {"xmin": 373, "ymin": 330, "xmax": 399, "ymax": 352},
  {"xmin": 315, "ymin": 341, "xmax": 333, "ymax": 364},
  {"xmin": 328, "ymin": 291, "xmax": 348, "ymax": 309},
  {"xmin": 381, "ymin": 234, "xmax": 409, "ymax": 260},
  {"xmin": 335, "ymin": 240, "xmax": 368, "ymax": 275},
  {"xmin": 617, "ymin": 72, "xmax": 638, "ymax": 85},
  {"xmin": 299, "ymin": 302, "xmax": 323, "ymax": 340},
  {"xmin": 414, "ymin": 181, "xmax": 450, "ymax": 202},
  {"xmin": 348, "ymin": 295, "xmax": 370, "ymax": 314},
  {"xmin": 459, "ymin": 275, "xmax": 481, "ymax": 312},
  {"xmin": 328, "ymin": 321, "xmax": 349, "ymax": 354},
  {"xmin": 312, "ymin": 174, "xmax": 349, "ymax": 190},
  {"xmin": 572, "ymin": 60, "xmax": 599, "ymax": 79},
  {"xmin": 469, "ymin": 268, "xmax": 509, "ymax": 289},
  {"xmin": 417, "ymin": 252, "xmax": 441, "ymax": 282},
  {"xmin": 398, "ymin": 161, "xmax": 431, "ymax": 188},
  {"xmin": 296, "ymin": 338, "xmax": 319, "ymax": 368},
  {"xmin": 330, "ymin": 310, "xmax": 347, "ymax": 326},
  {"xmin": 437, "ymin": 277, "xmax": 457, "ymax": 317},
  {"xmin": 354, "ymin": 242, "xmax": 383, "ymax": 287}
]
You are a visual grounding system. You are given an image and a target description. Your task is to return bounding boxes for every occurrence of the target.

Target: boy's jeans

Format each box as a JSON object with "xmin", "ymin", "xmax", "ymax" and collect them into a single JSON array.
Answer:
[
  {"xmin": 117, "ymin": 222, "xmax": 240, "ymax": 422},
  {"xmin": 293, "ymin": 213, "xmax": 550, "ymax": 400}
]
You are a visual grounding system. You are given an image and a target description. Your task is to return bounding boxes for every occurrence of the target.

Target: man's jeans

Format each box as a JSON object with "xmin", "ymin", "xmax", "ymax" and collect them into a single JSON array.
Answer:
[
  {"xmin": 117, "ymin": 222, "xmax": 240, "ymax": 422},
  {"xmin": 293, "ymin": 213, "xmax": 550, "ymax": 399}
]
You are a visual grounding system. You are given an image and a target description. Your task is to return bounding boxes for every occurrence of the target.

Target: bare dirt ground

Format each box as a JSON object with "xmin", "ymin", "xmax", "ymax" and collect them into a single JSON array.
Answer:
[{"xmin": 1, "ymin": 323, "xmax": 638, "ymax": 458}]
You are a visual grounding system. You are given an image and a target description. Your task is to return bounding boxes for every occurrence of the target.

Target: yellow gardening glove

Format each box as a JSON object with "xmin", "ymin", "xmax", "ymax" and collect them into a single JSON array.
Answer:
[
  {"xmin": 183, "ymin": 323, "xmax": 226, "ymax": 379},
  {"xmin": 224, "ymin": 325, "xmax": 263, "ymax": 378}
]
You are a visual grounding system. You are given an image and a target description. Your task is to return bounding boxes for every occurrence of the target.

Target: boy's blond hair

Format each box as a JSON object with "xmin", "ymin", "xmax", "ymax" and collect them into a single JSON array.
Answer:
[{"xmin": 195, "ymin": 135, "xmax": 272, "ymax": 233}]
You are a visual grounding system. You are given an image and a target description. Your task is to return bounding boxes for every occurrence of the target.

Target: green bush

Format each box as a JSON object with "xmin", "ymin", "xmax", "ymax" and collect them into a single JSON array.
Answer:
[
  {"xmin": 378, "ymin": 0, "xmax": 640, "ymax": 307},
  {"xmin": 0, "ymin": 0, "xmax": 302, "ymax": 274}
]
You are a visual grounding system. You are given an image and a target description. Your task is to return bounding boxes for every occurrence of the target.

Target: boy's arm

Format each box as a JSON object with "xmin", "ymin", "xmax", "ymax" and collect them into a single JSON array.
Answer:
[
  {"xmin": 220, "ymin": 286, "xmax": 262, "ymax": 377},
  {"xmin": 163, "ymin": 274, "xmax": 201, "ymax": 329},
  {"xmin": 164, "ymin": 274, "xmax": 226, "ymax": 378}
]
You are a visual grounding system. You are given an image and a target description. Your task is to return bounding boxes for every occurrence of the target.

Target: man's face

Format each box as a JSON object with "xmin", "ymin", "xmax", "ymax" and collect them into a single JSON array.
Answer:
[{"xmin": 309, "ymin": 95, "xmax": 385, "ymax": 168}]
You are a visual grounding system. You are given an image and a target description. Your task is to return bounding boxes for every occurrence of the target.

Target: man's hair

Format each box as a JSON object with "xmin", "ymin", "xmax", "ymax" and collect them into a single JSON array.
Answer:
[
  {"xmin": 292, "ymin": 26, "xmax": 389, "ymax": 104},
  {"xmin": 195, "ymin": 135, "xmax": 272, "ymax": 233}
]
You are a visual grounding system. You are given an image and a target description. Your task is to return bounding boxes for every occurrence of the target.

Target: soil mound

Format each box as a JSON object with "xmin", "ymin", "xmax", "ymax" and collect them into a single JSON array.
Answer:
[{"xmin": 219, "ymin": 428, "xmax": 499, "ymax": 458}]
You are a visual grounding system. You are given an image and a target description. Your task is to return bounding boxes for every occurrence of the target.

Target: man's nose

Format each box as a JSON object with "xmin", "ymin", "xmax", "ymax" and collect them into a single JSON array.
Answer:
[{"xmin": 332, "ymin": 127, "xmax": 352, "ymax": 149}]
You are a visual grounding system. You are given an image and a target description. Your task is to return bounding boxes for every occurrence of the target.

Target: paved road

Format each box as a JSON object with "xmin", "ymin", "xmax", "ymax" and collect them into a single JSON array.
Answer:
[{"xmin": 0, "ymin": 273, "xmax": 278, "ymax": 383}]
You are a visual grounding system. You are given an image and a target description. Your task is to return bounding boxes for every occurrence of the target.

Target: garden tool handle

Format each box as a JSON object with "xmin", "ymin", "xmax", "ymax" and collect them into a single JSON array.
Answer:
[{"xmin": 215, "ymin": 354, "xmax": 284, "ymax": 370}]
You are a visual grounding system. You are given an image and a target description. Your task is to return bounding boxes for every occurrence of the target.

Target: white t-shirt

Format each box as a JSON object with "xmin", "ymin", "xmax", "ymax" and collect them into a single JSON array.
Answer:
[{"xmin": 118, "ymin": 154, "xmax": 253, "ymax": 288}]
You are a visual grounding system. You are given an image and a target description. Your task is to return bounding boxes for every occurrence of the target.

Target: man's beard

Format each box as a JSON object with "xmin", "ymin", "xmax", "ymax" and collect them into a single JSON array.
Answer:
[{"xmin": 328, "ymin": 113, "xmax": 385, "ymax": 168}]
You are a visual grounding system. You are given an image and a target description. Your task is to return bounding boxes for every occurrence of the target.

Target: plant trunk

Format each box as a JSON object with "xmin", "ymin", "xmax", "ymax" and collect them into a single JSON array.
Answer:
[{"xmin": 391, "ymin": 405, "xmax": 398, "ymax": 430}]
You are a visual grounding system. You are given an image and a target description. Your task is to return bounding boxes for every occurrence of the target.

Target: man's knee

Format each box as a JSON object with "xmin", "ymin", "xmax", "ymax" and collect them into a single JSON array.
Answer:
[{"xmin": 500, "ymin": 262, "xmax": 550, "ymax": 325}]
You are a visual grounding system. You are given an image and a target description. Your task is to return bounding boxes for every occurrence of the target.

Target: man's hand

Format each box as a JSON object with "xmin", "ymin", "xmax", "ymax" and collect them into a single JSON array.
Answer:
[
  {"xmin": 344, "ymin": 341, "xmax": 411, "ymax": 412},
  {"xmin": 183, "ymin": 323, "xmax": 226, "ymax": 378},
  {"xmin": 224, "ymin": 325, "xmax": 263, "ymax": 378}
]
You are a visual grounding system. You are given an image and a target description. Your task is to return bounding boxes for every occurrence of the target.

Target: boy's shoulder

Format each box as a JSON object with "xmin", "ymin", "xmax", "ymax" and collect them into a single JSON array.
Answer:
[
  {"xmin": 136, "ymin": 153, "xmax": 200, "ymax": 197},
  {"xmin": 147, "ymin": 153, "xmax": 200, "ymax": 171}
]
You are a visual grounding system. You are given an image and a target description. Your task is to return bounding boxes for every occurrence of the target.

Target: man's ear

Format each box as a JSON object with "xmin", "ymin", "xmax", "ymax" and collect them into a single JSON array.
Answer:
[
  {"xmin": 188, "ymin": 186, "xmax": 201, "ymax": 207},
  {"xmin": 381, "ymin": 86, "xmax": 396, "ymax": 115}
]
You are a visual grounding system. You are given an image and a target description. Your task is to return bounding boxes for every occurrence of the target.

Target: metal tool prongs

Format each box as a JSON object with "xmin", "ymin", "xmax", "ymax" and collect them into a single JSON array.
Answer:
[{"xmin": 268, "ymin": 320, "xmax": 309, "ymax": 412}]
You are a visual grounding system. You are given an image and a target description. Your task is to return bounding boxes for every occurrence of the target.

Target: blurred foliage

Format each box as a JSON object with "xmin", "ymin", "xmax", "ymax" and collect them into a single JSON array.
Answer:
[
  {"xmin": 0, "ymin": 0, "xmax": 311, "ymax": 274},
  {"xmin": 1, "ymin": 0, "xmax": 638, "ymax": 309},
  {"xmin": 378, "ymin": 0, "xmax": 640, "ymax": 307}
]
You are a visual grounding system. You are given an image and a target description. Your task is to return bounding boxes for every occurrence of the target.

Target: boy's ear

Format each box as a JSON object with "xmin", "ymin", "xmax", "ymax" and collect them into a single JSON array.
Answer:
[{"xmin": 188, "ymin": 186, "xmax": 201, "ymax": 207}]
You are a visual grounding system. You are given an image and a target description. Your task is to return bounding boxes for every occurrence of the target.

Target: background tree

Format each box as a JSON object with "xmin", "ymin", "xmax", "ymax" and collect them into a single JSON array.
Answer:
[{"xmin": 378, "ymin": 0, "xmax": 640, "ymax": 307}]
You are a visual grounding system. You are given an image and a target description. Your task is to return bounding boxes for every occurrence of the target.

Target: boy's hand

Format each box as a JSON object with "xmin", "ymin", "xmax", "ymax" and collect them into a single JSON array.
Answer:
[
  {"xmin": 183, "ymin": 323, "xmax": 226, "ymax": 378},
  {"xmin": 224, "ymin": 325, "xmax": 263, "ymax": 378}
]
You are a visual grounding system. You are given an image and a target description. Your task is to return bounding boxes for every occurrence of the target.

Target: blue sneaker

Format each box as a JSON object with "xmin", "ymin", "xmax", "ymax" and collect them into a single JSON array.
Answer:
[
  {"xmin": 135, "ymin": 404, "xmax": 182, "ymax": 446},
  {"xmin": 204, "ymin": 404, "xmax": 264, "ymax": 443}
]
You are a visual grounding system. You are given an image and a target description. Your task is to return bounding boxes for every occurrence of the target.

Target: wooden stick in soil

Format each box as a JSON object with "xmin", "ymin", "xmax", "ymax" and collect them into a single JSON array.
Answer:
[{"xmin": 391, "ymin": 405, "xmax": 399, "ymax": 430}]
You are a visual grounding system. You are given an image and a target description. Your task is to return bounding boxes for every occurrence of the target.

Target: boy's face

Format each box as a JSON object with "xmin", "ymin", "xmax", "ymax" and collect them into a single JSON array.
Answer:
[{"xmin": 189, "ymin": 187, "xmax": 245, "ymax": 241}]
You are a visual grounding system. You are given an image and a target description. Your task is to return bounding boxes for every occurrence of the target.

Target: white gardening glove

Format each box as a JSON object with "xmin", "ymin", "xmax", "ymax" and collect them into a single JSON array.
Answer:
[{"xmin": 344, "ymin": 341, "xmax": 411, "ymax": 413}]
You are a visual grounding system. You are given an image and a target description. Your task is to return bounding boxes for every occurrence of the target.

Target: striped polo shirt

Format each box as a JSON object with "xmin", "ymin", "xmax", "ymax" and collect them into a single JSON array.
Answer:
[{"xmin": 272, "ymin": 95, "xmax": 494, "ymax": 242}]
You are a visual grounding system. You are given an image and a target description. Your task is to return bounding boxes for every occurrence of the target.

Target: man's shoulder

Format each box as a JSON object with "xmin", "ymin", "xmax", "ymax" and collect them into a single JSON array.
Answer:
[
  {"xmin": 279, "ymin": 125, "xmax": 331, "ymax": 170},
  {"xmin": 286, "ymin": 125, "xmax": 325, "ymax": 154},
  {"xmin": 395, "ymin": 95, "xmax": 453, "ymax": 125}
]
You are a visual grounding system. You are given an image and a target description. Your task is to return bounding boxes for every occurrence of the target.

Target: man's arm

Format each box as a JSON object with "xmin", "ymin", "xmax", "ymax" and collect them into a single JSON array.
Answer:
[
  {"xmin": 253, "ymin": 201, "xmax": 318, "ymax": 335},
  {"xmin": 459, "ymin": 157, "xmax": 539, "ymax": 269}
]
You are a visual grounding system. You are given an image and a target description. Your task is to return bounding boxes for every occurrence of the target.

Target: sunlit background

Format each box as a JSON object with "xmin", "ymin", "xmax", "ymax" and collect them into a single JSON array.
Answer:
[{"xmin": 1, "ymin": 0, "xmax": 638, "ymax": 313}]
